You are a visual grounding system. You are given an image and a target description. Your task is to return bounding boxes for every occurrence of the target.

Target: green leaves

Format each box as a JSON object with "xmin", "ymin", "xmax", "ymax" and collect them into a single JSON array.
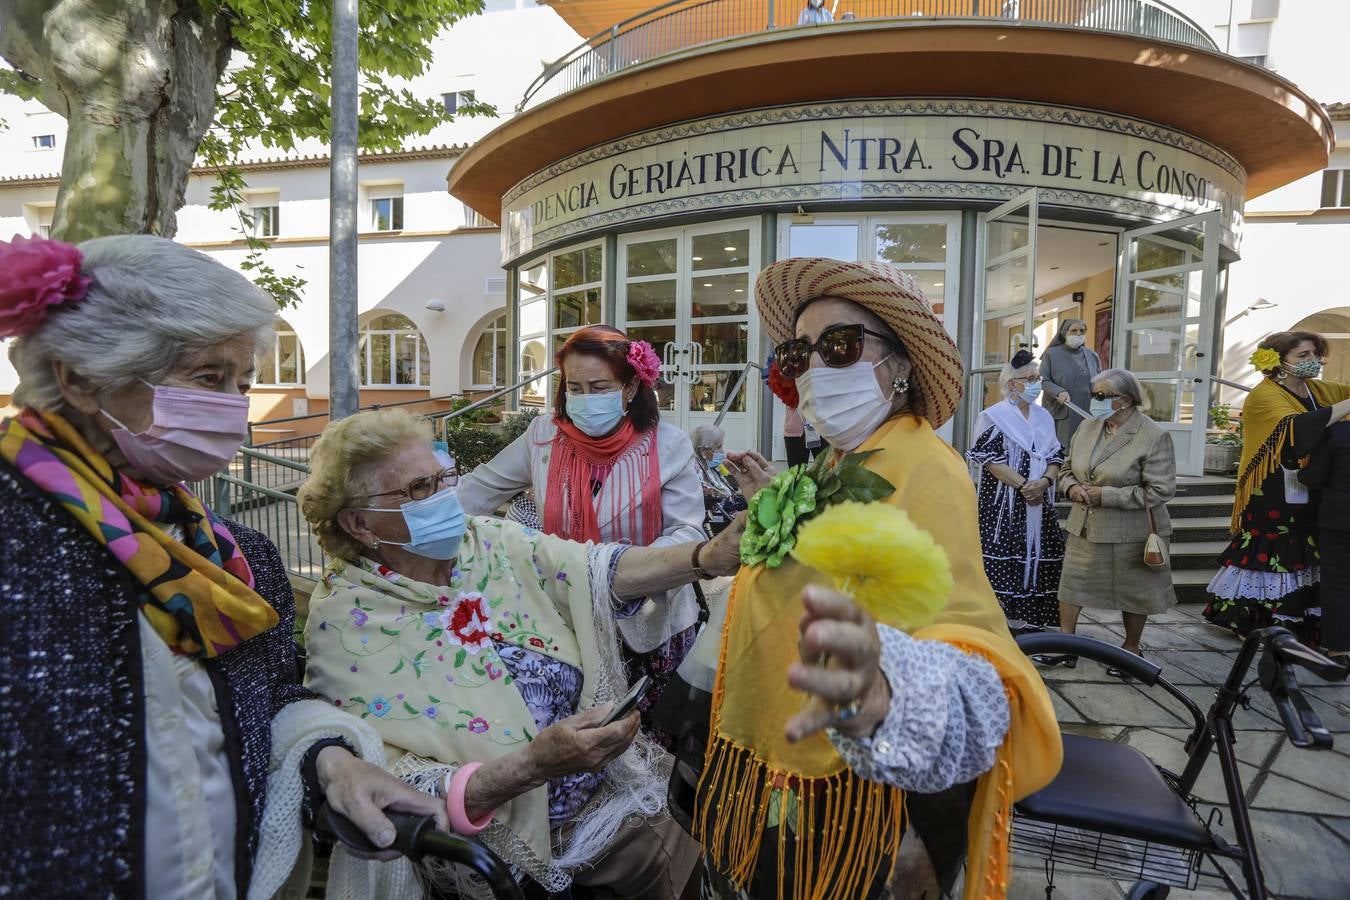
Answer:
[{"xmin": 739, "ymin": 451, "xmax": 894, "ymax": 569}]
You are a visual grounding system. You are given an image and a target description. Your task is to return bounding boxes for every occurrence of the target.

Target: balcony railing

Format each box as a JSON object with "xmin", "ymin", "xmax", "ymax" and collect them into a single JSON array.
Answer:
[{"xmin": 519, "ymin": 0, "xmax": 1218, "ymax": 110}]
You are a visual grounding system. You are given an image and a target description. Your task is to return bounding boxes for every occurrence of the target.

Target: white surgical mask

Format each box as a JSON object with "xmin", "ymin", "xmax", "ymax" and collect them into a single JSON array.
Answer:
[
  {"xmin": 1066, "ymin": 334, "xmax": 1086, "ymax": 350},
  {"xmin": 1018, "ymin": 382, "xmax": 1042, "ymax": 404},
  {"xmin": 796, "ymin": 356, "xmax": 895, "ymax": 452}
]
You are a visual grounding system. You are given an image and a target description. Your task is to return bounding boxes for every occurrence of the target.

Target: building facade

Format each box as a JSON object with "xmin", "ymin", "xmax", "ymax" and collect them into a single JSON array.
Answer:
[
  {"xmin": 449, "ymin": 0, "xmax": 1334, "ymax": 474},
  {"xmin": 0, "ymin": 0, "xmax": 580, "ymax": 435}
]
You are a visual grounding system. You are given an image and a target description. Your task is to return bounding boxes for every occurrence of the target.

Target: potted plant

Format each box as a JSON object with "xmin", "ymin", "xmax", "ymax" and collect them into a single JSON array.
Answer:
[{"xmin": 1205, "ymin": 403, "xmax": 1243, "ymax": 475}]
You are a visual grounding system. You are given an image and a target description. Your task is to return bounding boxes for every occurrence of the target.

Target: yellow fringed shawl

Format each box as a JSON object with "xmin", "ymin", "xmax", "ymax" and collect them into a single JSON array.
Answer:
[
  {"xmin": 694, "ymin": 415, "xmax": 1062, "ymax": 900},
  {"xmin": 1231, "ymin": 379, "xmax": 1350, "ymax": 534}
]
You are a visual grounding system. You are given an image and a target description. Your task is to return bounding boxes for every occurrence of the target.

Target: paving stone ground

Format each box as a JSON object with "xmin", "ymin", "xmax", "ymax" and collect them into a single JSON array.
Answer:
[{"xmin": 1007, "ymin": 606, "xmax": 1350, "ymax": 899}]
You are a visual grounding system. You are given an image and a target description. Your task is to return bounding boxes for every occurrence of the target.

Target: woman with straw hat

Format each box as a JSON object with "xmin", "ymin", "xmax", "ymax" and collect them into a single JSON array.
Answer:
[{"xmin": 684, "ymin": 258, "xmax": 1060, "ymax": 900}]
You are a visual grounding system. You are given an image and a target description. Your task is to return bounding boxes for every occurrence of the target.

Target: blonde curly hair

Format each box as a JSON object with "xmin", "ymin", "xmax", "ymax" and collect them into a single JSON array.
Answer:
[{"xmin": 298, "ymin": 408, "xmax": 432, "ymax": 562}]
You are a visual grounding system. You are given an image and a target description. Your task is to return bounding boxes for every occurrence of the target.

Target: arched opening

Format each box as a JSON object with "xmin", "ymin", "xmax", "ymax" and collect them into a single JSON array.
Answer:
[
  {"xmin": 520, "ymin": 339, "xmax": 547, "ymax": 406},
  {"xmin": 1291, "ymin": 308, "xmax": 1350, "ymax": 385},
  {"xmin": 257, "ymin": 317, "xmax": 306, "ymax": 385},
  {"xmin": 470, "ymin": 311, "xmax": 508, "ymax": 389},
  {"xmin": 360, "ymin": 312, "xmax": 429, "ymax": 387}
]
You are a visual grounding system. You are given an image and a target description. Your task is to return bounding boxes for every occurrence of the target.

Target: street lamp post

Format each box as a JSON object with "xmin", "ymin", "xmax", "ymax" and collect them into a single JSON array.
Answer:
[{"xmin": 330, "ymin": 0, "xmax": 360, "ymax": 420}]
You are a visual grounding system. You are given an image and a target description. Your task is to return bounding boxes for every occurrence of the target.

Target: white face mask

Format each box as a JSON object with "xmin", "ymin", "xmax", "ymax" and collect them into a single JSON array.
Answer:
[
  {"xmin": 1065, "ymin": 334, "xmax": 1086, "ymax": 350},
  {"xmin": 796, "ymin": 355, "xmax": 896, "ymax": 452}
]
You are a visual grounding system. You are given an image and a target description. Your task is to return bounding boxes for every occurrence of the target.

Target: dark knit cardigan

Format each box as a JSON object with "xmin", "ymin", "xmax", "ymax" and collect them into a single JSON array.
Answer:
[{"xmin": 0, "ymin": 459, "xmax": 313, "ymax": 899}]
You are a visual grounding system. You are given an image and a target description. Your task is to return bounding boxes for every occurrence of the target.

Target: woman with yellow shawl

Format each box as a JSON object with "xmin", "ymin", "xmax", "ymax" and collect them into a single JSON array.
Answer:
[
  {"xmin": 685, "ymin": 258, "xmax": 1061, "ymax": 900},
  {"xmin": 1204, "ymin": 331, "xmax": 1350, "ymax": 639}
]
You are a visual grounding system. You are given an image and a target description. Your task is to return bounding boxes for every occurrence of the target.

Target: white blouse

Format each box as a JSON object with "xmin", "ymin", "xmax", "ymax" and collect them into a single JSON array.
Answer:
[
  {"xmin": 140, "ymin": 614, "xmax": 238, "ymax": 899},
  {"xmin": 458, "ymin": 415, "xmax": 706, "ymax": 652}
]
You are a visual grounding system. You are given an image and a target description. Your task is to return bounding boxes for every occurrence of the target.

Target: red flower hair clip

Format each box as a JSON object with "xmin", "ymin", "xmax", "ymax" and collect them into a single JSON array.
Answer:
[
  {"xmin": 766, "ymin": 359, "xmax": 799, "ymax": 409},
  {"xmin": 0, "ymin": 235, "xmax": 91, "ymax": 338},
  {"xmin": 626, "ymin": 339, "xmax": 662, "ymax": 387}
]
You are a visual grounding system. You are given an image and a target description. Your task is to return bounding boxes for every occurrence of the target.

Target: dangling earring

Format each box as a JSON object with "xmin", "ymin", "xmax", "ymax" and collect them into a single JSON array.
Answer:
[
  {"xmin": 892, "ymin": 375, "xmax": 910, "ymax": 394},
  {"xmin": 1275, "ymin": 369, "xmax": 1287, "ymax": 381}
]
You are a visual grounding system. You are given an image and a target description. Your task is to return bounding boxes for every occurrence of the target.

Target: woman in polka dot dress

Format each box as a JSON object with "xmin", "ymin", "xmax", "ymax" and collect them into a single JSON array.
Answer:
[{"xmin": 967, "ymin": 349, "xmax": 1066, "ymax": 627}]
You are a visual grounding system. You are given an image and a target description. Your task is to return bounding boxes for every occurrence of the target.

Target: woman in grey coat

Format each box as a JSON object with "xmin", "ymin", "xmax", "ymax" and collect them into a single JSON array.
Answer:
[
  {"xmin": 1040, "ymin": 318, "xmax": 1101, "ymax": 449},
  {"xmin": 1056, "ymin": 368, "xmax": 1177, "ymax": 675}
]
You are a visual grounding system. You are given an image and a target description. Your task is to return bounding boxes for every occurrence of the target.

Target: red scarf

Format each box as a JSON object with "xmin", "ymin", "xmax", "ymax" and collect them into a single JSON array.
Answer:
[{"xmin": 542, "ymin": 418, "xmax": 663, "ymax": 546}]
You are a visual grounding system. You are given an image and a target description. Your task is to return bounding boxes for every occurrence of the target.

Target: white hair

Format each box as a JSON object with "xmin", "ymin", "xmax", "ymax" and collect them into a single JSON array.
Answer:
[
  {"xmin": 997, "ymin": 358, "xmax": 1039, "ymax": 399},
  {"xmin": 690, "ymin": 424, "xmax": 724, "ymax": 451},
  {"xmin": 1093, "ymin": 367, "xmax": 1146, "ymax": 409},
  {"xmin": 9, "ymin": 235, "xmax": 276, "ymax": 411}
]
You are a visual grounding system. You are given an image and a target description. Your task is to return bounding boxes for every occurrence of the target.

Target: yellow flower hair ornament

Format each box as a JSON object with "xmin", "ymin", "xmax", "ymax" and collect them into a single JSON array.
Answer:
[
  {"xmin": 791, "ymin": 501, "xmax": 953, "ymax": 631},
  {"xmin": 1250, "ymin": 347, "xmax": 1281, "ymax": 373}
]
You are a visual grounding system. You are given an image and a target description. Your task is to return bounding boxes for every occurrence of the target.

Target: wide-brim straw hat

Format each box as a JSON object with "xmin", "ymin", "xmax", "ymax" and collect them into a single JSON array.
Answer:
[{"xmin": 754, "ymin": 257, "xmax": 964, "ymax": 428}]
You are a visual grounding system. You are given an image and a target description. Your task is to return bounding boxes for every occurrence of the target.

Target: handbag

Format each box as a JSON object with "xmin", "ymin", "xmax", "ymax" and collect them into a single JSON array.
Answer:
[{"xmin": 1143, "ymin": 503, "xmax": 1168, "ymax": 569}]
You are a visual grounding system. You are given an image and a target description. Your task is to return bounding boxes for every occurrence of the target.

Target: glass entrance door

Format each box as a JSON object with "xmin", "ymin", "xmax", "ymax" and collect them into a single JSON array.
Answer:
[
  {"xmin": 969, "ymin": 189, "xmax": 1039, "ymax": 440},
  {"xmin": 618, "ymin": 220, "xmax": 760, "ymax": 452},
  {"xmin": 1114, "ymin": 211, "xmax": 1221, "ymax": 476}
]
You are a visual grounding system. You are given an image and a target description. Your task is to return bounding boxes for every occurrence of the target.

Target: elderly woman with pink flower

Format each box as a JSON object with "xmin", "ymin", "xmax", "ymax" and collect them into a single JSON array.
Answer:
[
  {"xmin": 459, "ymin": 325, "xmax": 710, "ymax": 743},
  {"xmin": 298, "ymin": 407, "xmax": 743, "ymax": 898}
]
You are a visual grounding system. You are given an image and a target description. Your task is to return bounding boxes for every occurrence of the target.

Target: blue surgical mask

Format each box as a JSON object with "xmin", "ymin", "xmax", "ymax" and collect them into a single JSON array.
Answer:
[
  {"xmin": 566, "ymin": 390, "xmax": 626, "ymax": 437},
  {"xmin": 1090, "ymin": 397, "xmax": 1117, "ymax": 419},
  {"xmin": 363, "ymin": 488, "xmax": 467, "ymax": 560},
  {"xmin": 710, "ymin": 452, "xmax": 726, "ymax": 469},
  {"xmin": 1018, "ymin": 382, "xmax": 1042, "ymax": 404}
]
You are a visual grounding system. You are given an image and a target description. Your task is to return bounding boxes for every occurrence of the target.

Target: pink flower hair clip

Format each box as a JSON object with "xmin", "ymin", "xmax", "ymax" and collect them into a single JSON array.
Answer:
[
  {"xmin": 626, "ymin": 339, "xmax": 662, "ymax": 387},
  {"xmin": 0, "ymin": 235, "xmax": 91, "ymax": 339}
]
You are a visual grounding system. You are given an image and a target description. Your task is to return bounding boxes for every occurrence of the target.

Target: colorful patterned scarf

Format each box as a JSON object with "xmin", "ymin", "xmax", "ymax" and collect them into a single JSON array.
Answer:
[
  {"xmin": 542, "ymin": 417, "xmax": 663, "ymax": 546},
  {"xmin": 0, "ymin": 408, "xmax": 279, "ymax": 657}
]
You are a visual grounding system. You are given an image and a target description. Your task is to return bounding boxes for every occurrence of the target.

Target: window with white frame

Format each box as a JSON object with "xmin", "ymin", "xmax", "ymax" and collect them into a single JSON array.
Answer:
[
  {"xmin": 1320, "ymin": 169, "xmax": 1350, "ymax": 209},
  {"xmin": 461, "ymin": 201, "xmax": 495, "ymax": 228},
  {"xmin": 471, "ymin": 313, "xmax": 508, "ymax": 389},
  {"xmin": 442, "ymin": 90, "xmax": 476, "ymax": 115},
  {"xmin": 256, "ymin": 318, "xmax": 306, "ymax": 385},
  {"xmin": 250, "ymin": 203, "xmax": 280, "ymax": 238},
  {"xmin": 360, "ymin": 313, "xmax": 428, "ymax": 386},
  {"xmin": 366, "ymin": 185, "xmax": 405, "ymax": 232},
  {"xmin": 34, "ymin": 205, "xmax": 53, "ymax": 238},
  {"xmin": 518, "ymin": 259, "xmax": 548, "ymax": 405},
  {"xmin": 32, "ymin": 134, "xmax": 55, "ymax": 150}
]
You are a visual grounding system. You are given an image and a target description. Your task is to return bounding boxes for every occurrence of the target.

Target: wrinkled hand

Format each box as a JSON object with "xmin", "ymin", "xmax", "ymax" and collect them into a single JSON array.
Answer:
[
  {"xmin": 1020, "ymin": 477, "xmax": 1048, "ymax": 507},
  {"xmin": 702, "ymin": 513, "xmax": 746, "ymax": 575},
  {"xmin": 316, "ymin": 746, "xmax": 448, "ymax": 860},
  {"xmin": 1067, "ymin": 484, "xmax": 1089, "ymax": 506},
  {"xmin": 1082, "ymin": 485, "xmax": 1103, "ymax": 507},
  {"xmin": 725, "ymin": 450, "xmax": 776, "ymax": 498},
  {"xmin": 1056, "ymin": 391, "xmax": 1070, "ymax": 405},
  {"xmin": 525, "ymin": 704, "xmax": 639, "ymax": 782},
  {"xmin": 786, "ymin": 586, "xmax": 892, "ymax": 743}
]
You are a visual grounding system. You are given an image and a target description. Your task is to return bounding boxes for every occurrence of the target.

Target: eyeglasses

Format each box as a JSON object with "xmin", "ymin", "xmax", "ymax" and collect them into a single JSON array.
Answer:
[
  {"xmin": 1090, "ymin": 392, "xmax": 1121, "ymax": 402},
  {"xmin": 1013, "ymin": 376, "xmax": 1043, "ymax": 385},
  {"xmin": 774, "ymin": 324, "xmax": 900, "ymax": 379},
  {"xmin": 366, "ymin": 467, "xmax": 459, "ymax": 503}
]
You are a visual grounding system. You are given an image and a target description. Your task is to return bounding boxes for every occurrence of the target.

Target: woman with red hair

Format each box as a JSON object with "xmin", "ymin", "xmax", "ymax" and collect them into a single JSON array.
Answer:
[{"xmin": 459, "ymin": 325, "xmax": 713, "ymax": 739}]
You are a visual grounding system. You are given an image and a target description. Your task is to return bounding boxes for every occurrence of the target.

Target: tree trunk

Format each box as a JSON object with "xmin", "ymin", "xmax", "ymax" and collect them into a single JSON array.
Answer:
[{"xmin": 0, "ymin": 0, "xmax": 231, "ymax": 241}]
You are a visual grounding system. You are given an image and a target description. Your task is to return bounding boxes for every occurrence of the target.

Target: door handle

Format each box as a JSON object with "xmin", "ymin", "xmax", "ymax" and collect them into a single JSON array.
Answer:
[
  {"xmin": 662, "ymin": 341, "xmax": 679, "ymax": 385},
  {"xmin": 683, "ymin": 341, "xmax": 703, "ymax": 384}
]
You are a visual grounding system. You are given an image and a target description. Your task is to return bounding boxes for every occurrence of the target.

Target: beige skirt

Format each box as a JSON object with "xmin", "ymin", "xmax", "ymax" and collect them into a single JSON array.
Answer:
[{"xmin": 1058, "ymin": 534, "xmax": 1177, "ymax": 615}]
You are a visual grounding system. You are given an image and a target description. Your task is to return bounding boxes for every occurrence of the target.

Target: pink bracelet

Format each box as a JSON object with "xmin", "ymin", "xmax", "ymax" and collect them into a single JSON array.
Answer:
[{"xmin": 445, "ymin": 762, "xmax": 493, "ymax": 835}]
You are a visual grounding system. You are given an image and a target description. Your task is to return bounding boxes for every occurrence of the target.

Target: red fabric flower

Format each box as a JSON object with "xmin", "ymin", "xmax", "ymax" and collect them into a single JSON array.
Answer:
[
  {"xmin": 0, "ymin": 236, "xmax": 91, "ymax": 338},
  {"xmin": 528, "ymin": 636, "xmax": 545, "ymax": 649},
  {"xmin": 766, "ymin": 360, "xmax": 799, "ymax": 409},
  {"xmin": 443, "ymin": 592, "xmax": 491, "ymax": 653},
  {"xmin": 626, "ymin": 340, "xmax": 662, "ymax": 387},
  {"xmin": 1257, "ymin": 552, "xmax": 1269, "ymax": 562}
]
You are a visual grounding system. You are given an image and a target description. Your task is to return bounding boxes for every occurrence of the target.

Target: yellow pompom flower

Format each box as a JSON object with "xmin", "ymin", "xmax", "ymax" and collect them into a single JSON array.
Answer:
[
  {"xmin": 791, "ymin": 501, "xmax": 953, "ymax": 631},
  {"xmin": 1250, "ymin": 347, "xmax": 1281, "ymax": 372}
]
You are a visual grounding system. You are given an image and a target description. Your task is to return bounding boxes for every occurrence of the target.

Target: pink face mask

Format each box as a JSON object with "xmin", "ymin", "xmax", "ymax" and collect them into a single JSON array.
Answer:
[{"xmin": 102, "ymin": 381, "xmax": 250, "ymax": 484}]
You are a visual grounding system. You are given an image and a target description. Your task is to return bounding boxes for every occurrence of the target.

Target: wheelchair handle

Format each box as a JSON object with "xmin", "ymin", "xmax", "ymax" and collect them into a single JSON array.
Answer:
[
  {"xmin": 314, "ymin": 803, "xmax": 525, "ymax": 900},
  {"xmin": 1265, "ymin": 628, "xmax": 1349, "ymax": 683},
  {"xmin": 1016, "ymin": 632, "xmax": 1163, "ymax": 685}
]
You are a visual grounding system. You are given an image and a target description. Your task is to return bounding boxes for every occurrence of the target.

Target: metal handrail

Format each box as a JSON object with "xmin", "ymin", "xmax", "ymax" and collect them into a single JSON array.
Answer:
[
  {"xmin": 428, "ymin": 367, "xmax": 560, "ymax": 442},
  {"xmin": 714, "ymin": 360, "xmax": 763, "ymax": 428},
  {"xmin": 520, "ymin": 0, "xmax": 1219, "ymax": 110},
  {"xmin": 1211, "ymin": 377, "xmax": 1255, "ymax": 394}
]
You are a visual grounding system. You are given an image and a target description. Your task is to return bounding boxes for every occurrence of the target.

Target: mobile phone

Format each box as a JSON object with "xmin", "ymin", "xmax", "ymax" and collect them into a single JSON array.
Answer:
[{"xmin": 598, "ymin": 675, "xmax": 650, "ymax": 727}]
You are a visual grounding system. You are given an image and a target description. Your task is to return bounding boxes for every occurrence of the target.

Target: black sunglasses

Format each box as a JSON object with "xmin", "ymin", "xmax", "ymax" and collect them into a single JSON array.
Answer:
[
  {"xmin": 775, "ymin": 324, "xmax": 901, "ymax": 379},
  {"xmin": 1090, "ymin": 392, "xmax": 1121, "ymax": 402}
]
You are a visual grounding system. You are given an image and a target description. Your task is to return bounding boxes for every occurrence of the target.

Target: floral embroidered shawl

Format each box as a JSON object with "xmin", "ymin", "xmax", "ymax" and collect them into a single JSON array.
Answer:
[{"xmin": 304, "ymin": 515, "xmax": 665, "ymax": 891}]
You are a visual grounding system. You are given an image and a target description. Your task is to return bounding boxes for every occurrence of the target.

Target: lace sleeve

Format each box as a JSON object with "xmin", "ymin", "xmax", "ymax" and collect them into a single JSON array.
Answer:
[{"xmin": 829, "ymin": 626, "xmax": 1010, "ymax": 793}]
